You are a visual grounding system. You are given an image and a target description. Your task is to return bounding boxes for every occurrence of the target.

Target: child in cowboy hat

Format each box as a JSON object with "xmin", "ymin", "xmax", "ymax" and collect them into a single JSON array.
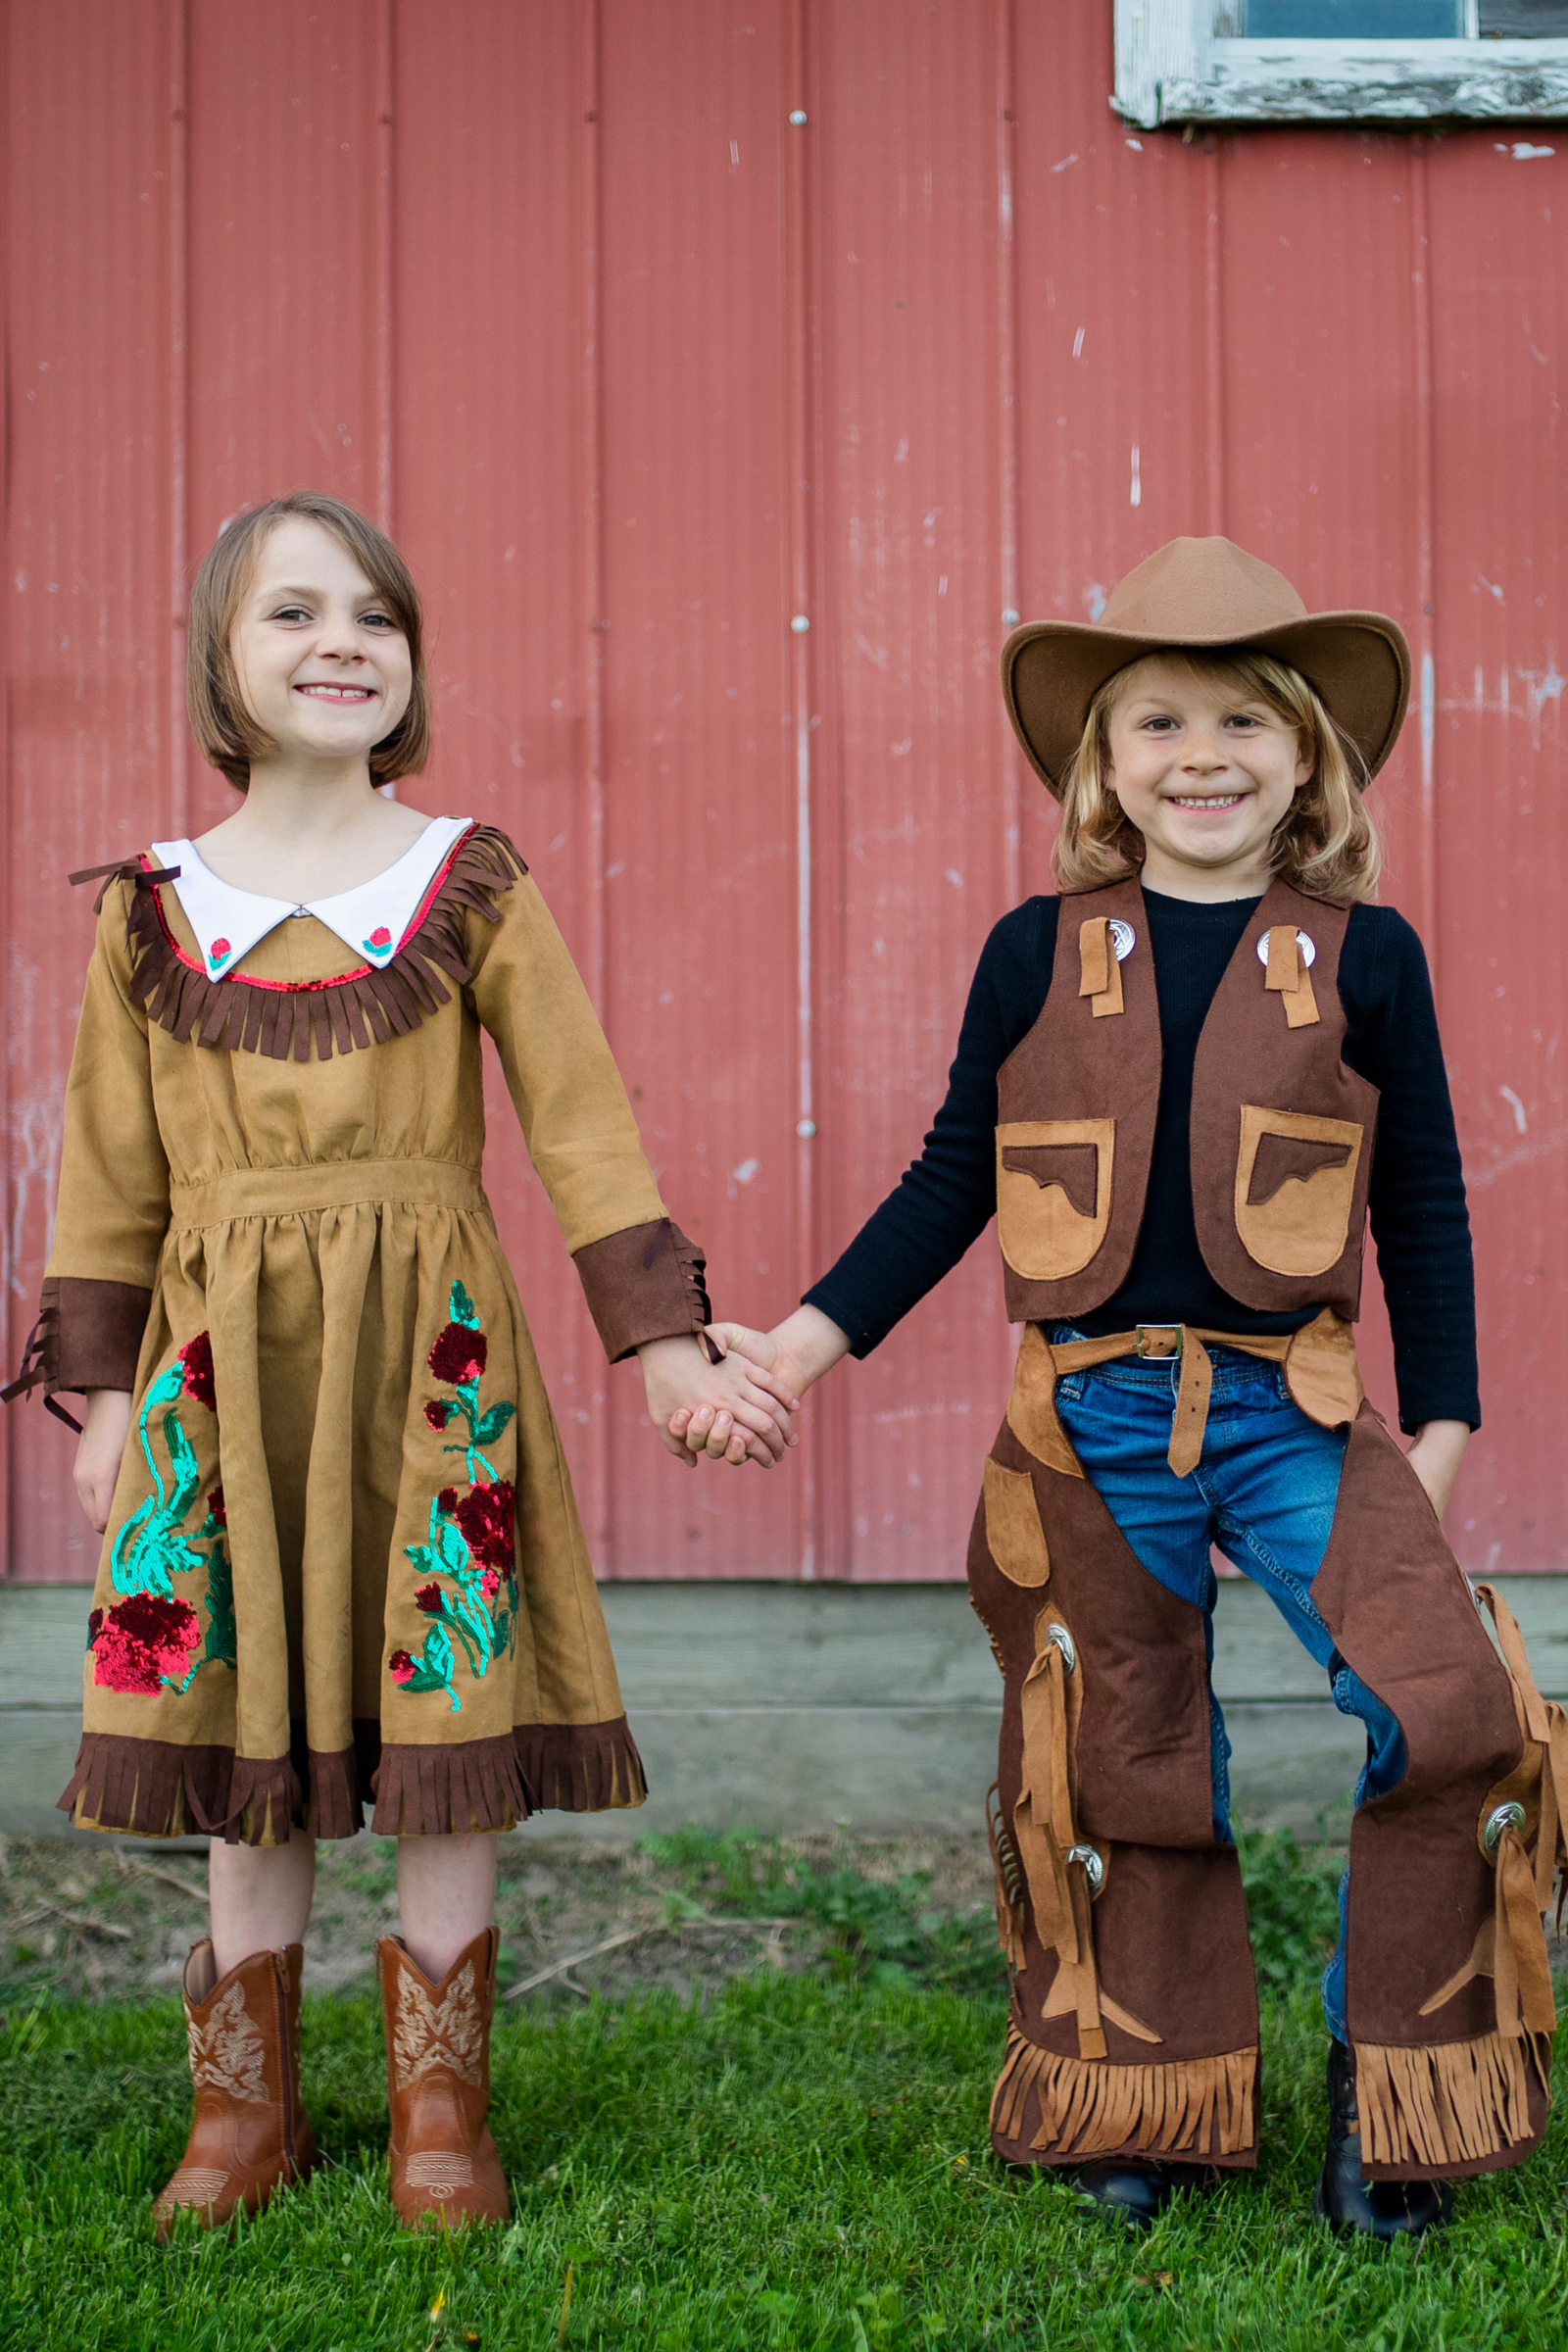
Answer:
[{"xmin": 679, "ymin": 537, "xmax": 1564, "ymax": 2235}]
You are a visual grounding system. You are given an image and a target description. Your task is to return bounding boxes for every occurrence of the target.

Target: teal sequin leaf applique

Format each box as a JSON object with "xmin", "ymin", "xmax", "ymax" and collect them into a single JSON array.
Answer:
[
  {"xmin": 399, "ymin": 1287, "xmax": 519, "ymax": 1708},
  {"xmin": 390, "ymin": 1622, "xmax": 458, "ymax": 1709},
  {"xmin": 109, "ymin": 1335, "xmax": 217, "ymax": 1602},
  {"xmin": 196, "ymin": 1488, "xmax": 237, "ymax": 1671}
]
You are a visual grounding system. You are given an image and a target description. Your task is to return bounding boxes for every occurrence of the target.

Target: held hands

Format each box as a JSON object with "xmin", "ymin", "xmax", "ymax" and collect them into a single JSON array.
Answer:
[
  {"xmin": 665, "ymin": 1305, "xmax": 851, "ymax": 1467},
  {"xmin": 73, "ymin": 1388, "xmax": 133, "ymax": 1534},
  {"xmin": 636, "ymin": 1332, "xmax": 801, "ymax": 1469}
]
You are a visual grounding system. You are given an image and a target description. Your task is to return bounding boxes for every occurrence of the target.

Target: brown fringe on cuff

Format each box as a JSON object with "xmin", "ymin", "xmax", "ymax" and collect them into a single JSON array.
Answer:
[
  {"xmin": 515, "ymin": 1714, "xmax": 649, "ymax": 1812},
  {"xmin": 1353, "ymin": 2030, "xmax": 1550, "ymax": 2177},
  {"xmin": 59, "ymin": 1733, "xmax": 307, "ymax": 1845},
  {"xmin": 990, "ymin": 2021, "xmax": 1259, "ymax": 2167},
  {"xmin": 114, "ymin": 825, "xmax": 526, "ymax": 1063},
  {"xmin": 0, "ymin": 1278, "xmax": 78, "ymax": 1431},
  {"xmin": 371, "ymin": 1734, "xmax": 532, "ymax": 1836},
  {"xmin": 572, "ymin": 1221, "xmax": 712, "ymax": 1362}
]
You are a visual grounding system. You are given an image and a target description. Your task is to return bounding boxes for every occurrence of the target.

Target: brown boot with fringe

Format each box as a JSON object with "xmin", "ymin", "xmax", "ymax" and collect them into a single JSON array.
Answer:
[
  {"xmin": 153, "ymin": 1939, "xmax": 318, "ymax": 2236},
  {"xmin": 377, "ymin": 1926, "xmax": 510, "ymax": 2228}
]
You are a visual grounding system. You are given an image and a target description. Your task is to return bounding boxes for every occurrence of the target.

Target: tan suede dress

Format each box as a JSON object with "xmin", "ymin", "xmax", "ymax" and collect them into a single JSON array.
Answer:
[{"xmin": 10, "ymin": 824, "xmax": 709, "ymax": 1843}]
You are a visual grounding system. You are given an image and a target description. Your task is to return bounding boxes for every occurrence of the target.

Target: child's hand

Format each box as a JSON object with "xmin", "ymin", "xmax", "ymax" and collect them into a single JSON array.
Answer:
[
  {"xmin": 668, "ymin": 1306, "xmax": 851, "ymax": 1462},
  {"xmin": 636, "ymin": 1334, "xmax": 800, "ymax": 1469},
  {"xmin": 74, "ymin": 1388, "xmax": 133, "ymax": 1534}
]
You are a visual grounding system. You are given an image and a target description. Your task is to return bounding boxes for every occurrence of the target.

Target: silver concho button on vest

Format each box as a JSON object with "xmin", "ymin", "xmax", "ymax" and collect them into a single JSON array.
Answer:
[{"xmin": 1256, "ymin": 928, "xmax": 1315, "ymax": 968}]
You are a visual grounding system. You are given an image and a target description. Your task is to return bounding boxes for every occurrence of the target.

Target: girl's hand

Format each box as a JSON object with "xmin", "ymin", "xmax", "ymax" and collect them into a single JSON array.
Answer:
[
  {"xmin": 636, "ymin": 1334, "xmax": 799, "ymax": 1469},
  {"xmin": 668, "ymin": 1306, "xmax": 851, "ymax": 1462},
  {"xmin": 1405, "ymin": 1418, "xmax": 1469, "ymax": 1523},
  {"xmin": 74, "ymin": 1388, "xmax": 133, "ymax": 1534}
]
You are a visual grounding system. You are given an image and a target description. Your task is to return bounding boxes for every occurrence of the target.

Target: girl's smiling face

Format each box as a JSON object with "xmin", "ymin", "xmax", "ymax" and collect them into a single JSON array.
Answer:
[
  {"xmin": 1104, "ymin": 653, "xmax": 1312, "ymax": 899},
  {"xmin": 229, "ymin": 515, "xmax": 414, "ymax": 777}
]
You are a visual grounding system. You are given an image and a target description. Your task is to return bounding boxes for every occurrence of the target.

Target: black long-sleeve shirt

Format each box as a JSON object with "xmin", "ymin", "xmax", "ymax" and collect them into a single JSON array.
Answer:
[{"xmin": 804, "ymin": 888, "xmax": 1479, "ymax": 1434}]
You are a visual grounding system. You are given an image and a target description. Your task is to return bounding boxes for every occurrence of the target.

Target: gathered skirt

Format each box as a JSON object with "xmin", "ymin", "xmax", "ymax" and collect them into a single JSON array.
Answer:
[{"xmin": 65, "ymin": 1157, "xmax": 645, "ymax": 1842}]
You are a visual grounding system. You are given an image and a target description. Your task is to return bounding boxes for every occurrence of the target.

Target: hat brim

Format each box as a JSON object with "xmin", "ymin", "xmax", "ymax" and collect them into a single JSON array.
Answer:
[{"xmin": 1002, "ymin": 612, "xmax": 1412, "ymax": 797}]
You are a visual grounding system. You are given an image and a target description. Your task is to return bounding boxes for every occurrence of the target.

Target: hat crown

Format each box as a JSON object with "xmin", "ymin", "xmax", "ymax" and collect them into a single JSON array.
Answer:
[{"xmin": 1100, "ymin": 536, "xmax": 1307, "ymax": 644}]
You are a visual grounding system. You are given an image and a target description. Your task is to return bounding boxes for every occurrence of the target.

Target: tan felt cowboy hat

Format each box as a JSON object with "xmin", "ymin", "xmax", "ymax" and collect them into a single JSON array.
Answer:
[{"xmin": 1002, "ymin": 536, "xmax": 1411, "ymax": 798}]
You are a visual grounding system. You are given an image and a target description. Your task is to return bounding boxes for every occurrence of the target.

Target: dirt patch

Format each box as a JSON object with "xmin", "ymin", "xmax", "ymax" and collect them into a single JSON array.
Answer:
[{"xmin": 0, "ymin": 1827, "xmax": 999, "ymax": 2010}]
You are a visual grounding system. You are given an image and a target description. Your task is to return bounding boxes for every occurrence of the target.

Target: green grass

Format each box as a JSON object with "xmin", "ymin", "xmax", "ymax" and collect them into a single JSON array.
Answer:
[{"xmin": 3, "ymin": 1836, "xmax": 1566, "ymax": 2351}]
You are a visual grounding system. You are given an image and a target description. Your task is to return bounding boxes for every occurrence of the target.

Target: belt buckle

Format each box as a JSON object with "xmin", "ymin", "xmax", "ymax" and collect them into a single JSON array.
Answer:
[{"xmin": 1135, "ymin": 1324, "xmax": 1181, "ymax": 1359}]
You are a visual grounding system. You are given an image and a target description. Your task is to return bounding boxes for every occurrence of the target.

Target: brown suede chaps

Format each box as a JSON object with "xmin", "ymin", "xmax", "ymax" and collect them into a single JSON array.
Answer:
[{"xmin": 972, "ymin": 1343, "xmax": 1564, "ymax": 2183}]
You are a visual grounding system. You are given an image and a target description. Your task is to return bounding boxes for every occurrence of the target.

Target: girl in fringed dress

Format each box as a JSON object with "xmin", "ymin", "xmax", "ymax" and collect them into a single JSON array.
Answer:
[{"xmin": 4, "ymin": 491, "xmax": 796, "ymax": 2233}]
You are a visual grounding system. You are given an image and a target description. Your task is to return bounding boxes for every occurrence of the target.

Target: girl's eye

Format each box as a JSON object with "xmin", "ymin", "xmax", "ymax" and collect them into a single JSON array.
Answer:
[
  {"xmin": 270, "ymin": 605, "xmax": 312, "ymax": 623},
  {"xmin": 360, "ymin": 612, "xmax": 396, "ymax": 630}
]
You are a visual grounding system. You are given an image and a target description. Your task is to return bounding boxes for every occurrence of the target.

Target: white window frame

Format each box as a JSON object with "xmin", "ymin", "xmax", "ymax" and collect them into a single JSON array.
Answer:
[{"xmin": 1114, "ymin": 0, "xmax": 1568, "ymax": 126}]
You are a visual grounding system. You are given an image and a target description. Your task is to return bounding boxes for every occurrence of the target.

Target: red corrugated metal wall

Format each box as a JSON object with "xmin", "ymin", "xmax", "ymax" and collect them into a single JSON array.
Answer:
[{"xmin": 4, "ymin": 3, "xmax": 1564, "ymax": 1583}]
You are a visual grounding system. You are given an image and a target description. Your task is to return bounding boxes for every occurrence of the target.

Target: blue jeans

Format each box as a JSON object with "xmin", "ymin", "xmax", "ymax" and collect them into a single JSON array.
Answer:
[{"xmin": 1050, "ymin": 1332, "xmax": 1406, "ymax": 2044}]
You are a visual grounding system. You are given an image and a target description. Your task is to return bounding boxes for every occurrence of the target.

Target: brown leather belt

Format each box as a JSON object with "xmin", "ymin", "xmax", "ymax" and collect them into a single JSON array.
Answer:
[{"xmin": 1047, "ymin": 1324, "xmax": 1298, "ymax": 1479}]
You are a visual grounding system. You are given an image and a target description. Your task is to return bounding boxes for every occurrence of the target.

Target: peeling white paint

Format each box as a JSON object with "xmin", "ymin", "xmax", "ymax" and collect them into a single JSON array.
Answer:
[
  {"xmin": 1052, "ymin": 152, "xmax": 1079, "ymax": 173},
  {"xmin": 1072, "ymin": 325, "xmax": 1086, "ymax": 359},
  {"xmin": 1129, "ymin": 442, "xmax": 1142, "ymax": 509},
  {"xmin": 1084, "ymin": 581, "xmax": 1108, "ymax": 621},
  {"xmin": 1499, "ymin": 1085, "xmax": 1529, "ymax": 1135}
]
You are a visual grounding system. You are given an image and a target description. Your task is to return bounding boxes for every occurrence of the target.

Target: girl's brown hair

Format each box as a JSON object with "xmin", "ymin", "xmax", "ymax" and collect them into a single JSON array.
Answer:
[
  {"xmin": 186, "ymin": 491, "xmax": 431, "ymax": 790},
  {"xmin": 1052, "ymin": 648, "xmax": 1381, "ymax": 906}
]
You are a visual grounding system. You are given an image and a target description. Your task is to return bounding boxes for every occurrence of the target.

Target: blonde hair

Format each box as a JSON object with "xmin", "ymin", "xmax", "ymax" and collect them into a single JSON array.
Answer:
[
  {"xmin": 1053, "ymin": 648, "xmax": 1381, "ymax": 906},
  {"xmin": 186, "ymin": 491, "xmax": 431, "ymax": 791}
]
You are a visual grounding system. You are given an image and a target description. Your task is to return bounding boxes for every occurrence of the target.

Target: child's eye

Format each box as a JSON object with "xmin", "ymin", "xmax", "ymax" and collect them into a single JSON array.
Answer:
[
  {"xmin": 360, "ymin": 612, "xmax": 397, "ymax": 630},
  {"xmin": 270, "ymin": 605, "xmax": 312, "ymax": 623}
]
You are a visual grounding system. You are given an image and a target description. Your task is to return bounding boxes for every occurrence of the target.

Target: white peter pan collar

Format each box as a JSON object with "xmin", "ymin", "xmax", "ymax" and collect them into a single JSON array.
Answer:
[{"xmin": 151, "ymin": 816, "xmax": 472, "ymax": 978}]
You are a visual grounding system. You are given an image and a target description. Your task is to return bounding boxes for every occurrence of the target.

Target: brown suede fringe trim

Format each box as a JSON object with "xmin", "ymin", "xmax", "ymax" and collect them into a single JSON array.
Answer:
[
  {"xmin": 371, "ymin": 1735, "xmax": 532, "ymax": 1836},
  {"xmin": 1353, "ymin": 2031, "xmax": 1549, "ymax": 2172},
  {"xmin": 113, "ymin": 824, "xmax": 526, "ymax": 1062},
  {"xmin": 991, "ymin": 2022, "xmax": 1258, "ymax": 2163},
  {"xmin": 516, "ymin": 1716, "xmax": 649, "ymax": 1812},
  {"xmin": 61, "ymin": 1713, "xmax": 647, "ymax": 1843},
  {"xmin": 0, "ymin": 1277, "xmax": 78, "ymax": 1429},
  {"xmin": 60, "ymin": 1733, "xmax": 306, "ymax": 1845},
  {"xmin": 572, "ymin": 1220, "xmax": 713, "ymax": 1361}
]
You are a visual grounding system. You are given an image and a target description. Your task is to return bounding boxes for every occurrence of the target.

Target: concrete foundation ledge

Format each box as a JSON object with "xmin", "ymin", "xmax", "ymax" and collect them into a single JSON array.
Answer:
[{"xmin": 3, "ymin": 1576, "xmax": 1564, "ymax": 1842}]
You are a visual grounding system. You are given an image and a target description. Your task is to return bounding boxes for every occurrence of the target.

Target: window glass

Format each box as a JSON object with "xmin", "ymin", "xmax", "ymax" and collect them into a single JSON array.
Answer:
[
  {"xmin": 1480, "ymin": 2, "xmax": 1568, "ymax": 29},
  {"xmin": 1241, "ymin": 2, "xmax": 1462, "ymax": 29}
]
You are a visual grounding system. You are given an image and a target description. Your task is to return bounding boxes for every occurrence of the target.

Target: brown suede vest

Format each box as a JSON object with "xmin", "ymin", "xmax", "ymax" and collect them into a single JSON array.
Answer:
[{"xmin": 995, "ymin": 875, "xmax": 1379, "ymax": 1323}]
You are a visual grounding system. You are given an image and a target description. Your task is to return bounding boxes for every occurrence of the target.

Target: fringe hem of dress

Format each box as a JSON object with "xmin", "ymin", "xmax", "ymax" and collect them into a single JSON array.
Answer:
[
  {"xmin": 59, "ymin": 1714, "xmax": 648, "ymax": 1843},
  {"xmin": 988, "ymin": 2020, "xmax": 1259, "ymax": 2167}
]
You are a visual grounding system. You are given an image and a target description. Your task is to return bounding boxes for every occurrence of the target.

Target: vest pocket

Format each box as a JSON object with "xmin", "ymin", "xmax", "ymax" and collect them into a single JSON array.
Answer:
[
  {"xmin": 996, "ymin": 1118, "xmax": 1113, "ymax": 1282},
  {"xmin": 1234, "ymin": 1104, "xmax": 1364, "ymax": 1279}
]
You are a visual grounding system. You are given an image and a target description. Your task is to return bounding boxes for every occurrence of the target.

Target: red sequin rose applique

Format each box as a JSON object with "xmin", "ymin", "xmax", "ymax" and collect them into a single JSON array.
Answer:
[
  {"xmin": 88, "ymin": 1593, "xmax": 201, "ymax": 1695},
  {"xmin": 394, "ymin": 1282, "xmax": 518, "ymax": 1710}
]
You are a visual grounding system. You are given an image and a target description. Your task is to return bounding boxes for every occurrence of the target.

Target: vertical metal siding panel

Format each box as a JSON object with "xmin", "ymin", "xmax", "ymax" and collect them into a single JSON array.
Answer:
[
  {"xmin": 1011, "ymin": 5, "xmax": 1209, "ymax": 897},
  {"xmin": 596, "ymin": 1, "xmax": 801, "ymax": 1576},
  {"xmin": 1426, "ymin": 135, "xmax": 1567, "ymax": 1574},
  {"xmin": 388, "ymin": 4, "xmax": 599, "ymax": 1546},
  {"xmin": 5, "ymin": 1, "xmax": 176, "ymax": 1581},
  {"xmin": 184, "ymin": 0, "xmax": 379, "ymax": 834},
  {"xmin": 1211, "ymin": 128, "xmax": 1429, "ymax": 1425},
  {"xmin": 811, "ymin": 1, "xmax": 1011, "ymax": 1581}
]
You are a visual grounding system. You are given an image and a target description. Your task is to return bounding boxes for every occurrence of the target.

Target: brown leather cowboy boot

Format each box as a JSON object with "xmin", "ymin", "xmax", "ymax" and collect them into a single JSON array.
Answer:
[
  {"xmin": 153, "ymin": 1939, "xmax": 318, "ymax": 2236},
  {"xmin": 377, "ymin": 1926, "xmax": 510, "ymax": 2228}
]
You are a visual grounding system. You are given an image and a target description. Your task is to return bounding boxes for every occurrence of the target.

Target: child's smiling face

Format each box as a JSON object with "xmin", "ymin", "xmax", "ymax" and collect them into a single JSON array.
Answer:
[
  {"xmin": 230, "ymin": 515, "xmax": 414, "ymax": 778},
  {"xmin": 1103, "ymin": 653, "xmax": 1311, "ymax": 900}
]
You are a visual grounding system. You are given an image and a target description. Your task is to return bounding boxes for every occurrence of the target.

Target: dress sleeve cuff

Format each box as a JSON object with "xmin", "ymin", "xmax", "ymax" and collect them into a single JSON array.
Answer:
[
  {"xmin": 2, "ymin": 1276, "xmax": 151, "ymax": 1428},
  {"xmin": 572, "ymin": 1220, "xmax": 712, "ymax": 1362}
]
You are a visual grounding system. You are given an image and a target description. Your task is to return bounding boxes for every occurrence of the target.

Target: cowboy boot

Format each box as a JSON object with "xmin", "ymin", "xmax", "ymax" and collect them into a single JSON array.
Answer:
[
  {"xmin": 377, "ymin": 1926, "xmax": 510, "ymax": 2227},
  {"xmin": 153, "ymin": 1939, "xmax": 318, "ymax": 2236},
  {"xmin": 1076, "ymin": 2159, "xmax": 1213, "ymax": 2230},
  {"xmin": 1312, "ymin": 2038, "xmax": 1452, "ymax": 2239}
]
